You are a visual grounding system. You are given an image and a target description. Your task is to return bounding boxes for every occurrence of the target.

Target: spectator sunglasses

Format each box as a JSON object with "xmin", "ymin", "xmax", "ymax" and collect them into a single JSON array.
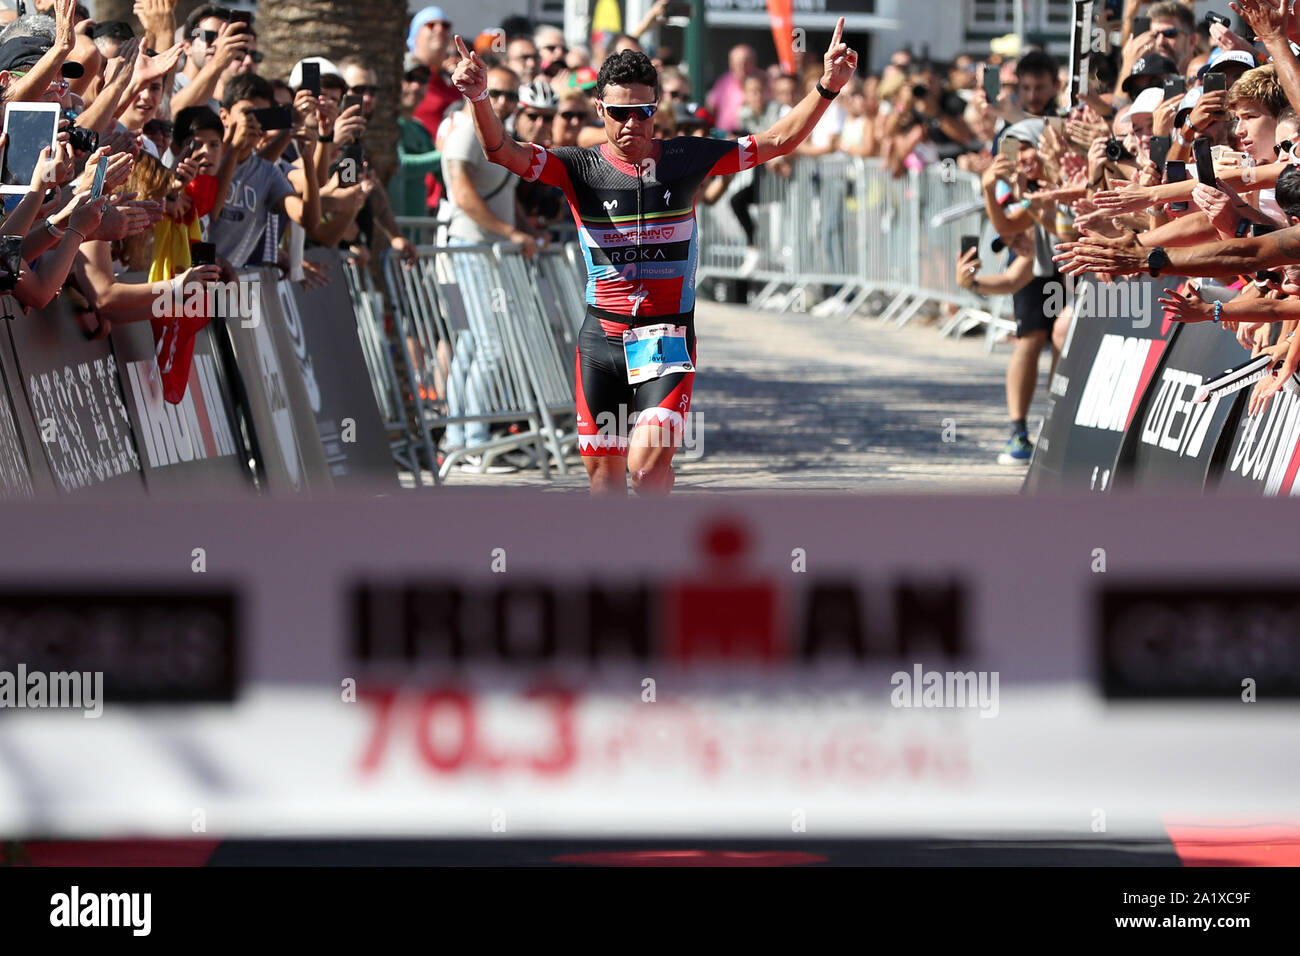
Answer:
[{"xmin": 599, "ymin": 102, "xmax": 658, "ymax": 122}]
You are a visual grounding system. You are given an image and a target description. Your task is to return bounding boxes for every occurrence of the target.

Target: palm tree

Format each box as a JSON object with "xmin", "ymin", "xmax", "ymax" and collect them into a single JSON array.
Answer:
[{"xmin": 257, "ymin": 0, "xmax": 408, "ymax": 183}]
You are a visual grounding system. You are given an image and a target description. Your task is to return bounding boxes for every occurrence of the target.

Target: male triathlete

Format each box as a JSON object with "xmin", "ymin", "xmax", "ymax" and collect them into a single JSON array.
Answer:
[{"xmin": 450, "ymin": 21, "xmax": 858, "ymax": 495}]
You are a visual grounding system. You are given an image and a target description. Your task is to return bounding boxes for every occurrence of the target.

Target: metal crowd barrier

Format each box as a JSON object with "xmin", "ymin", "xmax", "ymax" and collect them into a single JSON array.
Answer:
[
  {"xmin": 341, "ymin": 257, "xmax": 423, "ymax": 474},
  {"xmin": 383, "ymin": 242, "xmax": 584, "ymax": 482},
  {"xmin": 696, "ymin": 156, "xmax": 1016, "ymax": 349}
]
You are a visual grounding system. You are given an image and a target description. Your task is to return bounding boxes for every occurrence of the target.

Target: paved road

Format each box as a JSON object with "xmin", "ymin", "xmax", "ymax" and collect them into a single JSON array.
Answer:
[{"xmin": 448, "ymin": 301, "xmax": 1049, "ymax": 493}]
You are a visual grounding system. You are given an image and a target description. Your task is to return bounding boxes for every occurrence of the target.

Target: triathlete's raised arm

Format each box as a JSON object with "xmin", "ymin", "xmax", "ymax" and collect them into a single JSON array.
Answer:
[{"xmin": 450, "ymin": 34, "xmax": 535, "ymax": 177}]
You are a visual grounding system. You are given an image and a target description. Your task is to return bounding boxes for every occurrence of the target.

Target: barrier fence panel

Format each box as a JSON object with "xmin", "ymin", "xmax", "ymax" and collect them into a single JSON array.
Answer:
[
  {"xmin": 0, "ymin": 296, "xmax": 53, "ymax": 498},
  {"xmin": 6, "ymin": 294, "xmax": 145, "ymax": 496},
  {"xmin": 341, "ymin": 256, "xmax": 421, "ymax": 477},
  {"xmin": 384, "ymin": 245, "xmax": 553, "ymax": 480},
  {"xmin": 217, "ymin": 272, "xmax": 334, "ymax": 496},
  {"xmin": 690, "ymin": 155, "xmax": 1015, "ymax": 334},
  {"xmin": 495, "ymin": 244, "xmax": 576, "ymax": 474},
  {"xmin": 110, "ymin": 322, "xmax": 247, "ymax": 494}
]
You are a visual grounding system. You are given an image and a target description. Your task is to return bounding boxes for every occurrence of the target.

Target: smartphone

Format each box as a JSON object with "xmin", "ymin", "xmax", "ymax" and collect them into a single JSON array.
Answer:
[
  {"xmin": 1204, "ymin": 71, "xmax": 1228, "ymax": 93},
  {"xmin": 1205, "ymin": 11, "xmax": 1231, "ymax": 28},
  {"xmin": 341, "ymin": 93, "xmax": 364, "ymax": 113},
  {"xmin": 1133, "ymin": 15, "xmax": 1150, "ymax": 35},
  {"xmin": 1166, "ymin": 160, "xmax": 1189, "ymax": 211},
  {"xmin": 960, "ymin": 235, "xmax": 979, "ymax": 259},
  {"xmin": 664, "ymin": 0, "xmax": 691, "ymax": 15},
  {"xmin": 1192, "ymin": 137, "xmax": 1216, "ymax": 185},
  {"xmin": 1163, "ymin": 76, "xmax": 1186, "ymax": 101},
  {"xmin": 301, "ymin": 61, "xmax": 321, "ymax": 97},
  {"xmin": 90, "ymin": 155, "xmax": 107, "ymax": 200},
  {"xmin": 250, "ymin": 105, "xmax": 293, "ymax": 131},
  {"xmin": 191, "ymin": 241, "xmax": 216, "ymax": 266},
  {"xmin": 336, "ymin": 142, "xmax": 364, "ymax": 184},
  {"xmin": 229, "ymin": 10, "xmax": 252, "ymax": 26},
  {"xmin": 982, "ymin": 64, "xmax": 1000, "ymax": 100},
  {"xmin": 0, "ymin": 101, "xmax": 60, "ymax": 194},
  {"xmin": 1148, "ymin": 135, "xmax": 1171, "ymax": 176},
  {"xmin": 0, "ymin": 235, "xmax": 22, "ymax": 292},
  {"xmin": 998, "ymin": 136, "xmax": 1020, "ymax": 164}
]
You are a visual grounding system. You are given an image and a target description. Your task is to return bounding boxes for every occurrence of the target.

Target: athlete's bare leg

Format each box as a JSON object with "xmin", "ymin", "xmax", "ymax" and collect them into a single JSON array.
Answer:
[
  {"xmin": 585, "ymin": 456, "xmax": 628, "ymax": 495},
  {"xmin": 627, "ymin": 421, "xmax": 678, "ymax": 496}
]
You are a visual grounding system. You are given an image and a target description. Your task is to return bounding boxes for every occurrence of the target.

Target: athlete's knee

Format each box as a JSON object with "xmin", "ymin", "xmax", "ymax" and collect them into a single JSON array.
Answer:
[{"xmin": 630, "ymin": 463, "xmax": 674, "ymax": 495}]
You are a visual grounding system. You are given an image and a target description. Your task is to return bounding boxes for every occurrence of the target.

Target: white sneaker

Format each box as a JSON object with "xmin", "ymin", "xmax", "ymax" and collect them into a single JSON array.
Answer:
[
  {"xmin": 457, "ymin": 453, "xmax": 519, "ymax": 474},
  {"xmin": 738, "ymin": 247, "xmax": 761, "ymax": 278}
]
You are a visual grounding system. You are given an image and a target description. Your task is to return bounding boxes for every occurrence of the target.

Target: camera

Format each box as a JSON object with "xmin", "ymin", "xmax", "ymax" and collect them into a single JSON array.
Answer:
[
  {"xmin": 1104, "ymin": 138, "xmax": 1132, "ymax": 163},
  {"xmin": 0, "ymin": 235, "xmax": 22, "ymax": 292},
  {"xmin": 911, "ymin": 84, "xmax": 929, "ymax": 100},
  {"xmin": 66, "ymin": 125, "xmax": 98, "ymax": 154}
]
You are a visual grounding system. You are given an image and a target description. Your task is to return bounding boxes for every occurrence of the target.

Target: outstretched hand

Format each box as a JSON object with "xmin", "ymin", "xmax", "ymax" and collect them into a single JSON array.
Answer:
[
  {"xmin": 451, "ymin": 34, "xmax": 488, "ymax": 101},
  {"xmin": 821, "ymin": 17, "xmax": 858, "ymax": 93}
]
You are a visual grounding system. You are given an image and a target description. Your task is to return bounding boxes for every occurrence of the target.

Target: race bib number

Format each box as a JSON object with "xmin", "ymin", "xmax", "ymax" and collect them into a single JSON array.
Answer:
[{"xmin": 622, "ymin": 324, "xmax": 693, "ymax": 384}]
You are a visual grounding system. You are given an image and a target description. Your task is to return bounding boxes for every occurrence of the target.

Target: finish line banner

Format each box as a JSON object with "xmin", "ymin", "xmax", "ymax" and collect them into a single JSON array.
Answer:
[{"xmin": 0, "ymin": 493, "xmax": 1295, "ymax": 838}]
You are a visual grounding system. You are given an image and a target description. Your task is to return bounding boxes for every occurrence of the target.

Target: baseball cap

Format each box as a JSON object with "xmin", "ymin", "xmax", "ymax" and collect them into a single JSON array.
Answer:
[
  {"xmin": 567, "ymin": 66, "xmax": 597, "ymax": 92},
  {"xmin": 289, "ymin": 56, "xmax": 343, "ymax": 90},
  {"xmin": 673, "ymin": 100, "xmax": 707, "ymax": 128},
  {"xmin": 1122, "ymin": 55, "xmax": 1177, "ymax": 95},
  {"xmin": 1002, "ymin": 118, "xmax": 1045, "ymax": 146},
  {"xmin": 0, "ymin": 36, "xmax": 84, "ymax": 78},
  {"xmin": 1128, "ymin": 86, "xmax": 1165, "ymax": 118},
  {"xmin": 407, "ymin": 7, "xmax": 450, "ymax": 53},
  {"xmin": 403, "ymin": 53, "xmax": 430, "ymax": 79},
  {"xmin": 1199, "ymin": 49, "xmax": 1256, "ymax": 77}
]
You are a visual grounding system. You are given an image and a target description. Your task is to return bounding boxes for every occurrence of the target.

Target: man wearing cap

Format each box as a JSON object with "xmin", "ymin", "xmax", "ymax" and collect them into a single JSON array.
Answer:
[
  {"xmin": 1121, "ymin": 54, "xmax": 1178, "ymax": 101},
  {"xmin": 410, "ymin": 7, "xmax": 458, "ymax": 140},
  {"xmin": 394, "ymin": 54, "xmax": 440, "ymax": 216},
  {"xmin": 172, "ymin": 4, "xmax": 251, "ymax": 114},
  {"xmin": 1117, "ymin": 0, "xmax": 1196, "ymax": 94}
]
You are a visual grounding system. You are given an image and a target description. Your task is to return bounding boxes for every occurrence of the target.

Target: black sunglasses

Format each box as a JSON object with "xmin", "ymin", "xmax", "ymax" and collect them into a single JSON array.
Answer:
[
  {"xmin": 247, "ymin": 50, "xmax": 264, "ymax": 63},
  {"xmin": 603, "ymin": 102, "xmax": 657, "ymax": 122},
  {"xmin": 522, "ymin": 111, "xmax": 554, "ymax": 122},
  {"xmin": 1276, "ymin": 140, "xmax": 1295, "ymax": 157},
  {"xmin": 561, "ymin": 110, "xmax": 587, "ymax": 121},
  {"xmin": 487, "ymin": 88, "xmax": 519, "ymax": 101},
  {"xmin": 351, "ymin": 85, "xmax": 378, "ymax": 96},
  {"xmin": 667, "ymin": 90, "xmax": 688, "ymax": 99},
  {"xmin": 1152, "ymin": 27, "xmax": 1183, "ymax": 38}
]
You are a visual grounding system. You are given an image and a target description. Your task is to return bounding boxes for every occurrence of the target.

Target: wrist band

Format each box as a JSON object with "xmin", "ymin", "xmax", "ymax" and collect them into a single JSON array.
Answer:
[
  {"xmin": 1213, "ymin": 301, "xmax": 1223, "ymax": 324},
  {"xmin": 67, "ymin": 227, "xmax": 86, "ymax": 242},
  {"xmin": 318, "ymin": 133, "xmax": 334, "ymax": 142},
  {"xmin": 470, "ymin": 90, "xmax": 488, "ymax": 103},
  {"xmin": 815, "ymin": 82, "xmax": 838, "ymax": 101}
]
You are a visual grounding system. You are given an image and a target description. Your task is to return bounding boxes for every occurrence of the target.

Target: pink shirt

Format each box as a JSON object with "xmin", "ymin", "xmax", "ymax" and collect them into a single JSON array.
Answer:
[{"xmin": 707, "ymin": 72, "xmax": 750, "ymax": 134}]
